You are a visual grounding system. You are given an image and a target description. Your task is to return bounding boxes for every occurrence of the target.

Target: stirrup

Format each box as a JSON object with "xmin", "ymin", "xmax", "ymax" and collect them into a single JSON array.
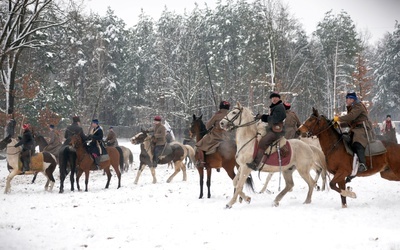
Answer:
[{"xmin": 246, "ymin": 162, "xmax": 258, "ymax": 171}]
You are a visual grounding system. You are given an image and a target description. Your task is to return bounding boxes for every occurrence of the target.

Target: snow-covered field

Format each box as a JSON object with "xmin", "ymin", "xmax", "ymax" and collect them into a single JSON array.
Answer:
[{"xmin": 1, "ymin": 137, "xmax": 400, "ymax": 250}]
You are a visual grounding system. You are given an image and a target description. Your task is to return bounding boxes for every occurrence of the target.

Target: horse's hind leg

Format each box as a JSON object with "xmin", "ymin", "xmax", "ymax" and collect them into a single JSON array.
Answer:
[
  {"xmin": 166, "ymin": 161, "xmax": 184, "ymax": 183},
  {"xmin": 259, "ymin": 173, "xmax": 274, "ymax": 194},
  {"xmin": 84, "ymin": 170, "xmax": 90, "ymax": 192},
  {"xmin": 112, "ymin": 163, "xmax": 121, "ymax": 189},
  {"xmin": 273, "ymin": 169, "xmax": 296, "ymax": 206},
  {"xmin": 295, "ymin": 166, "xmax": 315, "ymax": 204},
  {"xmin": 104, "ymin": 167, "xmax": 112, "ymax": 189},
  {"xmin": 76, "ymin": 169, "xmax": 83, "ymax": 191}
]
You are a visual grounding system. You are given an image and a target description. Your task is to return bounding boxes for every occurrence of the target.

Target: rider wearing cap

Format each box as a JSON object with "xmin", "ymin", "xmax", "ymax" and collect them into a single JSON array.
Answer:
[
  {"xmin": 14, "ymin": 124, "xmax": 35, "ymax": 172},
  {"xmin": 195, "ymin": 101, "xmax": 231, "ymax": 168},
  {"xmin": 87, "ymin": 119, "xmax": 104, "ymax": 170},
  {"xmin": 147, "ymin": 115, "xmax": 166, "ymax": 167}
]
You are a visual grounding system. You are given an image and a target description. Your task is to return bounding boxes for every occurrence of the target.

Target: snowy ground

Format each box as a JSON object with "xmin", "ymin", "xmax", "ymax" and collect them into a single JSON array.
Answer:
[{"xmin": 1, "ymin": 136, "xmax": 400, "ymax": 250}]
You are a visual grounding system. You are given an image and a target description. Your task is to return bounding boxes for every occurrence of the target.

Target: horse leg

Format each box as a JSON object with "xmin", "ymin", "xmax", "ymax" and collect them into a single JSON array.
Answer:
[
  {"xmin": 226, "ymin": 166, "xmax": 252, "ymax": 208},
  {"xmin": 84, "ymin": 169, "xmax": 90, "ymax": 192},
  {"xmin": 134, "ymin": 163, "xmax": 145, "ymax": 184},
  {"xmin": 31, "ymin": 172, "xmax": 38, "ymax": 184},
  {"xmin": 76, "ymin": 169, "xmax": 83, "ymax": 191},
  {"xmin": 4, "ymin": 171, "xmax": 18, "ymax": 194},
  {"xmin": 296, "ymin": 165, "xmax": 316, "ymax": 204},
  {"xmin": 329, "ymin": 173, "xmax": 353, "ymax": 208},
  {"xmin": 206, "ymin": 167, "xmax": 212, "ymax": 198},
  {"xmin": 104, "ymin": 166, "xmax": 112, "ymax": 189},
  {"xmin": 166, "ymin": 161, "xmax": 182, "ymax": 183},
  {"xmin": 150, "ymin": 167, "xmax": 157, "ymax": 184},
  {"xmin": 273, "ymin": 168, "xmax": 296, "ymax": 206},
  {"xmin": 181, "ymin": 161, "xmax": 187, "ymax": 181},
  {"xmin": 197, "ymin": 166, "xmax": 204, "ymax": 199},
  {"xmin": 112, "ymin": 162, "xmax": 121, "ymax": 189},
  {"xmin": 259, "ymin": 173, "xmax": 274, "ymax": 194}
]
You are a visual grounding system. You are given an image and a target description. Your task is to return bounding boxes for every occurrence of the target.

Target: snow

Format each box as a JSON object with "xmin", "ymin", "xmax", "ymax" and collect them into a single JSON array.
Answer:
[{"xmin": 1, "ymin": 137, "xmax": 400, "ymax": 250}]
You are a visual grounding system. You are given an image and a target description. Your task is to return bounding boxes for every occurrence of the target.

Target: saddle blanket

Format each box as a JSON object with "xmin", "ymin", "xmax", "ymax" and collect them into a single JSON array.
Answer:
[{"xmin": 261, "ymin": 141, "xmax": 292, "ymax": 167}]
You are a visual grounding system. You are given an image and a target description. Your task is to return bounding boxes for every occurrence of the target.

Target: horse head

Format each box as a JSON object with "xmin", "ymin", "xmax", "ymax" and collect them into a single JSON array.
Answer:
[
  {"xmin": 0, "ymin": 135, "xmax": 12, "ymax": 150},
  {"xmin": 299, "ymin": 108, "xmax": 333, "ymax": 137},
  {"xmin": 190, "ymin": 114, "xmax": 207, "ymax": 139},
  {"xmin": 130, "ymin": 131, "xmax": 148, "ymax": 145},
  {"xmin": 70, "ymin": 133, "xmax": 83, "ymax": 148},
  {"xmin": 220, "ymin": 101, "xmax": 246, "ymax": 131}
]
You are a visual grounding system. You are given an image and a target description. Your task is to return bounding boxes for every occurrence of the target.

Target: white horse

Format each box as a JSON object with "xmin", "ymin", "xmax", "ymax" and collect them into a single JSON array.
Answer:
[
  {"xmin": 220, "ymin": 102, "xmax": 319, "ymax": 208},
  {"xmin": 130, "ymin": 131, "xmax": 188, "ymax": 184},
  {"xmin": 259, "ymin": 136, "xmax": 328, "ymax": 193},
  {"xmin": 0, "ymin": 136, "xmax": 57, "ymax": 194}
]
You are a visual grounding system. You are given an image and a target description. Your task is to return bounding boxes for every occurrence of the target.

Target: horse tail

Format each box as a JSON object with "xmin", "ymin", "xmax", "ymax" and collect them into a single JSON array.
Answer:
[
  {"xmin": 244, "ymin": 173, "xmax": 255, "ymax": 193},
  {"xmin": 116, "ymin": 146, "xmax": 124, "ymax": 173},
  {"xmin": 129, "ymin": 149, "xmax": 133, "ymax": 165}
]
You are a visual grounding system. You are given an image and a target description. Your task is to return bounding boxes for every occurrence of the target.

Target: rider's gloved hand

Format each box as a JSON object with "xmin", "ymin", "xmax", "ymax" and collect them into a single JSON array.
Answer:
[{"xmin": 333, "ymin": 115, "xmax": 340, "ymax": 122}]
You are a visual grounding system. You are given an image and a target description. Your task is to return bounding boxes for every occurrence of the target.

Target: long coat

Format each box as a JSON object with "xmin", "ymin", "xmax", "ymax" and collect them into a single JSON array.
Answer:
[
  {"xmin": 338, "ymin": 101, "xmax": 372, "ymax": 148},
  {"xmin": 284, "ymin": 110, "xmax": 301, "ymax": 139},
  {"xmin": 15, "ymin": 129, "xmax": 35, "ymax": 153},
  {"xmin": 45, "ymin": 130, "xmax": 62, "ymax": 154},
  {"xmin": 64, "ymin": 122, "xmax": 85, "ymax": 146},
  {"xmin": 196, "ymin": 108, "xmax": 229, "ymax": 153},
  {"xmin": 148, "ymin": 123, "xmax": 166, "ymax": 146},
  {"xmin": 106, "ymin": 130, "xmax": 119, "ymax": 147}
]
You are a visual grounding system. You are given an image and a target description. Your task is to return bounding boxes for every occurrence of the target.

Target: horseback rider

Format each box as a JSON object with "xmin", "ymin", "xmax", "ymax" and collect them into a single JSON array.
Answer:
[
  {"xmin": 14, "ymin": 124, "xmax": 36, "ymax": 172},
  {"xmin": 195, "ymin": 101, "xmax": 231, "ymax": 167},
  {"xmin": 45, "ymin": 124, "xmax": 62, "ymax": 154},
  {"xmin": 5, "ymin": 116, "xmax": 16, "ymax": 138},
  {"xmin": 334, "ymin": 92, "xmax": 372, "ymax": 173},
  {"xmin": 246, "ymin": 92, "xmax": 286, "ymax": 170},
  {"xmin": 381, "ymin": 115, "xmax": 397, "ymax": 143},
  {"xmin": 283, "ymin": 102, "xmax": 301, "ymax": 139},
  {"xmin": 64, "ymin": 116, "xmax": 85, "ymax": 146},
  {"xmin": 105, "ymin": 126, "xmax": 119, "ymax": 147},
  {"xmin": 87, "ymin": 119, "xmax": 104, "ymax": 170},
  {"xmin": 147, "ymin": 115, "xmax": 166, "ymax": 167}
]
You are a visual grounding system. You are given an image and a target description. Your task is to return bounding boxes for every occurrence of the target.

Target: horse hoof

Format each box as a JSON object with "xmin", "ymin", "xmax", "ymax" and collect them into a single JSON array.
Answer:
[
  {"xmin": 225, "ymin": 204, "xmax": 232, "ymax": 209},
  {"xmin": 245, "ymin": 197, "xmax": 251, "ymax": 204}
]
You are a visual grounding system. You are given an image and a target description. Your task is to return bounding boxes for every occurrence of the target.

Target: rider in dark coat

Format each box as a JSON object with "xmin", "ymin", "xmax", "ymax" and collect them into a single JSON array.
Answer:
[
  {"xmin": 5, "ymin": 117, "xmax": 16, "ymax": 138},
  {"xmin": 247, "ymin": 92, "xmax": 286, "ymax": 170},
  {"xmin": 64, "ymin": 116, "xmax": 85, "ymax": 146},
  {"xmin": 87, "ymin": 119, "xmax": 104, "ymax": 170},
  {"xmin": 14, "ymin": 124, "xmax": 35, "ymax": 172}
]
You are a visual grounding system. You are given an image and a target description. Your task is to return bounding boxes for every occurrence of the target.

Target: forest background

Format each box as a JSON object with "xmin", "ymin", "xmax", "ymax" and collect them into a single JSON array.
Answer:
[{"xmin": 1, "ymin": 0, "xmax": 399, "ymax": 139}]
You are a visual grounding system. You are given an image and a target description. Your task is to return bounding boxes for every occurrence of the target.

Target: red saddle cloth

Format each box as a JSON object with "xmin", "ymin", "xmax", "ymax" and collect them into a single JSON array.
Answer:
[{"xmin": 261, "ymin": 141, "xmax": 292, "ymax": 166}]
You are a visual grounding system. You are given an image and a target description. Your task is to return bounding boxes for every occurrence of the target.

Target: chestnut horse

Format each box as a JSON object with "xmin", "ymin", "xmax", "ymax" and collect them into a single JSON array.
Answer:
[
  {"xmin": 299, "ymin": 108, "xmax": 400, "ymax": 208},
  {"xmin": 220, "ymin": 102, "xmax": 319, "ymax": 208},
  {"xmin": 70, "ymin": 134, "xmax": 122, "ymax": 191},
  {"xmin": 130, "ymin": 131, "xmax": 187, "ymax": 184},
  {"xmin": 0, "ymin": 136, "xmax": 57, "ymax": 193},
  {"xmin": 190, "ymin": 114, "xmax": 240, "ymax": 199}
]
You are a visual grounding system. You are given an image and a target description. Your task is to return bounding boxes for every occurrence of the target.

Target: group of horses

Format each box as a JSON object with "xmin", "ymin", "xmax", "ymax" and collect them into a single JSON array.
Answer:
[
  {"xmin": 0, "ymin": 132, "xmax": 134, "ymax": 194},
  {"xmin": 2, "ymin": 103, "xmax": 400, "ymax": 209}
]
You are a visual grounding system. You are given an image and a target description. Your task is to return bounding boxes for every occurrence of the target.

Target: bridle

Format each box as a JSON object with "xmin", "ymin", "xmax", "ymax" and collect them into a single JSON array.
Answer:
[
  {"xmin": 222, "ymin": 106, "xmax": 259, "ymax": 131},
  {"xmin": 301, "ymin": 114, "xmax": 333, "ymax": 137}
]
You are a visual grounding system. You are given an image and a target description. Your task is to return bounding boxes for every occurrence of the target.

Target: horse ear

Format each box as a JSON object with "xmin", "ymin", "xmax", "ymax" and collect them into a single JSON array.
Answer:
[
  {"xmin": 236, "ymin": 101, "xmax": 241, "ymax": 108},
  {"xmin": 192, "ymin": 114, "xmax": 196, "ymax": 120},
  {"xmin": 312, "ymin": 107, "xmax": 319, "ymax": 116},
  {"xmin": 199, "ymin": 114, "xmax": 203, "ymax": 120}
]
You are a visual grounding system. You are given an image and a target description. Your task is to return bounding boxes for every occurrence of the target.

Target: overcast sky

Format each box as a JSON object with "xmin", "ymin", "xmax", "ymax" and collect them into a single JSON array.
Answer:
[{"xmin": 85, "ymin": 0, "xmax": 400, "ymax": 43}]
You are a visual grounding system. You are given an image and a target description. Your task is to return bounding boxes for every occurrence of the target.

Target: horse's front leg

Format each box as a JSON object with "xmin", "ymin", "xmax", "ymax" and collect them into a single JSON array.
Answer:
[
  {"xmin": 329, "ymin": 173, "xmax": 353, "ymax": 208},
  {"xmin": 84, "ymin": 169, "xmax": 90, "ymax": 192},
  {"xmin": 226, "ymin": 167, "xmax": 252, "ymax": 208},
  {"xmin": 4, "ymin": 171, "xmax": 18, "ymax": 194},
  {"xmin": 206, "ymin": 167, "xmax": 212, "ymax": 198},
  {"xmin": 150, "ymin": 167, "xmax": 157, "ymax": 184},
  {"xmin": 76, "ymin": 168, "xmax": 83, "ymax": 191},
  {"xmin": 134, "ymin": 163, "xmax": 145, "ymax": 184},
  {"xmin": 197, "ymin": 166, "xmax": 204, "ymax": 198}
]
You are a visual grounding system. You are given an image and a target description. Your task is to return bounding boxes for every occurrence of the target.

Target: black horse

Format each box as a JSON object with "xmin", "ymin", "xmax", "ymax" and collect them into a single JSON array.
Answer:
[{"xmin": 58, "ymin": 144, "xmax": 77, "ymax": 193}]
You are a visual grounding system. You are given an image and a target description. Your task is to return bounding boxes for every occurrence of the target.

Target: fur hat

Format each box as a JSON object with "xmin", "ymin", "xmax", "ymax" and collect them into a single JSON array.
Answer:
[
  {"xmin": 345, "ymin": 92, "xmax": 357, "ymax": 100},
  {"xmin": 72, "ymin": 116, "xmax": 80, "ymax": 123},
  {"xmin": 269, "ymin": 92, "xmax": 281, "ymax": 99},
  {"xmin": 92, "ymin": 119, "xmax": 99, "ymax": 125},
  {"xmin": 49, "ymin": 124, "xmax": 55, "ymax": 129},
  {"xmin": 219, "ymin": 101, "xmax": 230, "ymax": 110},
  {"xmin": 22, "ymin": 124, "xmax": 30, "ymax": 130},
  {"xmin": 154, "ymin": 115, "xmax": 162, "ymax": 121}
]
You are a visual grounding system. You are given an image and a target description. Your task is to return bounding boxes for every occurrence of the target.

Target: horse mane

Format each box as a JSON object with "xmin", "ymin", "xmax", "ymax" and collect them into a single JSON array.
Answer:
[{"xmin": 196, "ymin": 116, "xmax": 207, "ymax": 138}]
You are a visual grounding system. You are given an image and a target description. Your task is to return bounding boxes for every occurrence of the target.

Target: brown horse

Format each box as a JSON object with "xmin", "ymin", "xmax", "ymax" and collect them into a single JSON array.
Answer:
[
  {"xmin": 190, "ymin": 114, "xmax": 239, "ymax": 199},
  {"xmin": 299, "ymin": 108, "xmax": 400, "ymax": 208},
  {"xmin": 70, "ymin": 134, "xmax": 122, "ymax": 191}
]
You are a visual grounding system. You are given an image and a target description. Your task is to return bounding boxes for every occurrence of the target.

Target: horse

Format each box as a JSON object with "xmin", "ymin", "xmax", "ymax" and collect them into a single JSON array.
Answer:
[
  {"xmin": 0, "ymin": 136, "xmax": 57, "ymax": 193},
  {"xmin": 116, "ymin": 145, "xmax": 133, "ymax": 172},
  {"xmin": 130, "ymin": 131, "xmax": 187, "ymax": 184},
  {"xmin": 58, "ymin": 144, "xmax": 78, "ymax": 193},
  {"xmin": 259, "ymin": 136, "xmax": 328, "ymax": 193},
  {"xmin": 183, "ymin": 144, "xmax": 195, "ymax": 169},
  {"xmin": 298, "ymin": 108, "xmax": 400, "ymax": 208},
  {"xmin": 190, "ymin": 114, "xmax": 240, "ymax": 199},
  {"xmin": 70, "ymin": 134, "xmax": 122, "ymax": 191},
  {"xmin": 219, "ymin": 102, "xmax": 318, "ymax": 208}
]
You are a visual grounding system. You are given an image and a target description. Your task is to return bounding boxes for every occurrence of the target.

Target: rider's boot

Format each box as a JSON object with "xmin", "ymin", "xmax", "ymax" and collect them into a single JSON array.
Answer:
[
  {"xmin": 246, "ymin": 149, "xmax": 264, "ymax": 170},
  {"xmin": 93, "ymin": 154, "xmax": 101, "ymax": 170}
]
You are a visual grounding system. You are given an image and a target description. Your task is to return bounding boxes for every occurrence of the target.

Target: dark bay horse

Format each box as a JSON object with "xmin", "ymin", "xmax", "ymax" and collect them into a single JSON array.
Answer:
[
  {"xmin": 70, "ymin": 134, "xmax": 122, "ymax": 191},
  {"xmin": 58, "ymin": 144, "xmax": 77, "ymax": 193},
  {"xmin": 299, "ymin": 108, "xmax": 400, "ymax": 208},
  {"xmin": 190, "ymin": 114, "xmax": 239, "ymax": 199},
  {"xmin": 130, "ymin": 131, "xmax": 187, "ymax": 184}
]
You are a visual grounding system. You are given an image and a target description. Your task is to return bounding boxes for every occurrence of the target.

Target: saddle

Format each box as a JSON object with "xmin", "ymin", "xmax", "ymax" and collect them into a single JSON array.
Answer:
[
  {"xmin": 260, "ymin": 137, "xmax": 292, "ymax": 167},
  {"xmin": 343, "ymin": 139, "xmax": 387, "ymax": 157},
  {"xmin": 157, "ymin": 143, "xmax": 173, "ymax": 160}
]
